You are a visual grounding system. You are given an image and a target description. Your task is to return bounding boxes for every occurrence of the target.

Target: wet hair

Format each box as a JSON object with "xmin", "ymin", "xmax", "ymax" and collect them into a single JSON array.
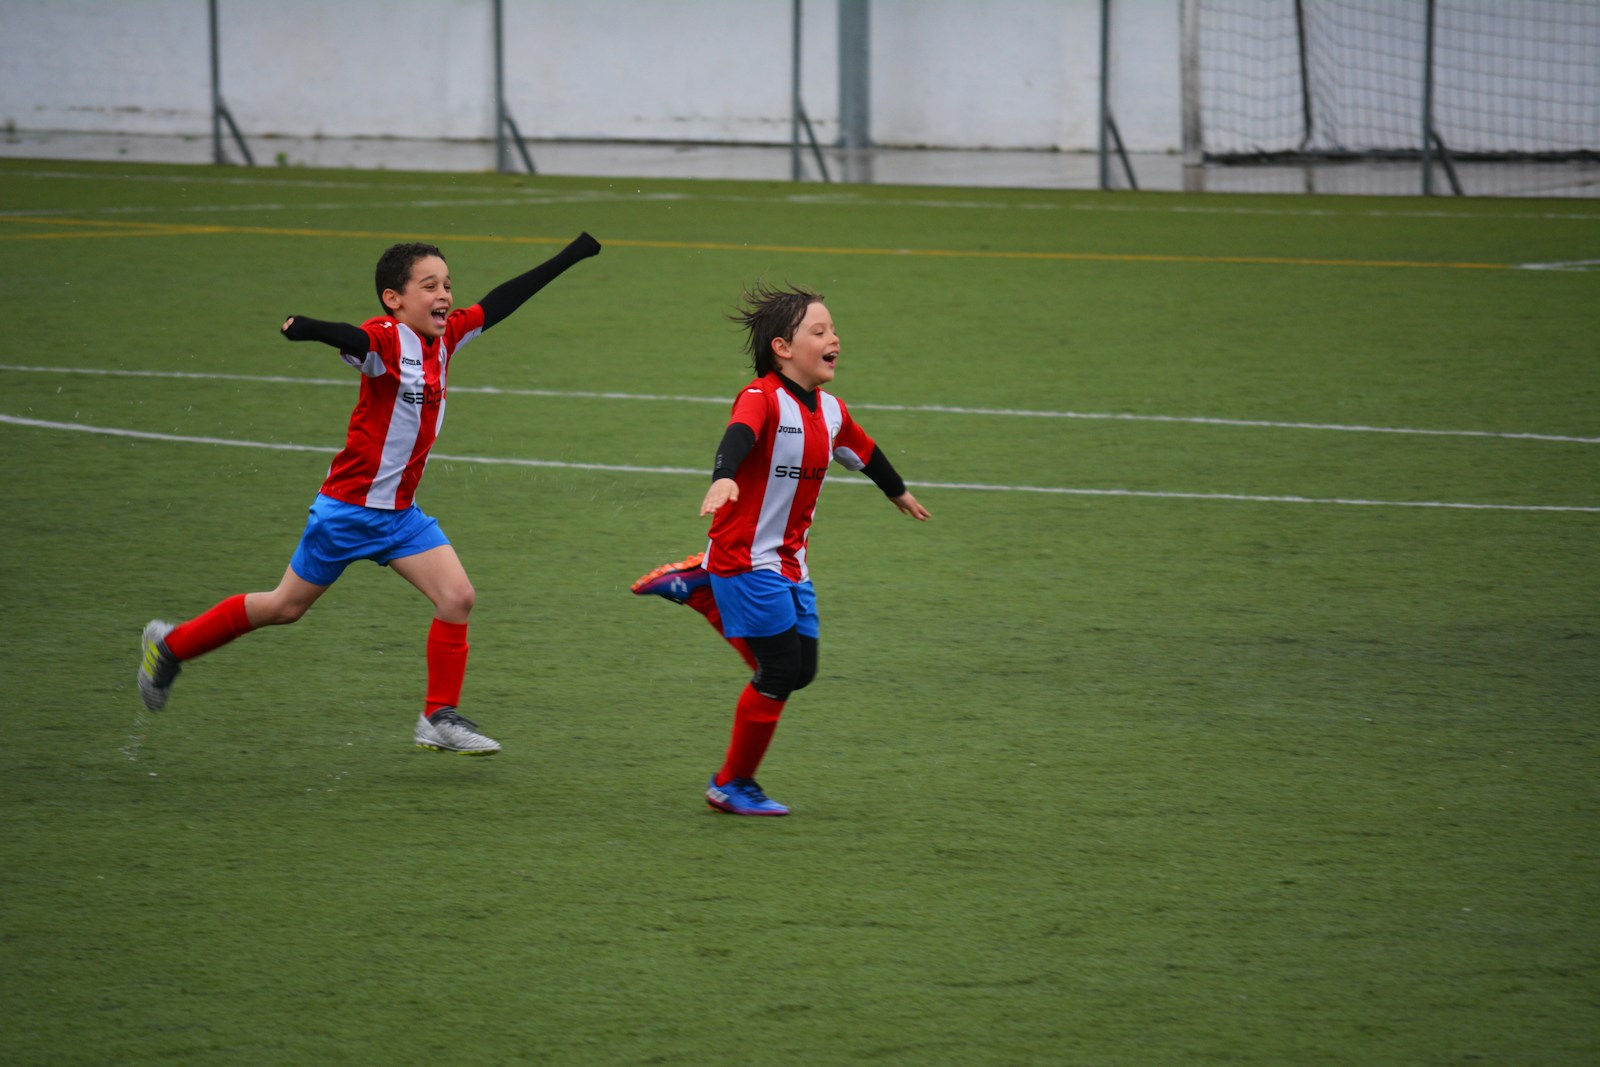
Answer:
[
  {"xmin": 374, "ymin": 242, "xmax": 446, "ymax": 312},
  {"xmin": 728, "ymin": 281, "xmax": 823, "ymax": 376}
]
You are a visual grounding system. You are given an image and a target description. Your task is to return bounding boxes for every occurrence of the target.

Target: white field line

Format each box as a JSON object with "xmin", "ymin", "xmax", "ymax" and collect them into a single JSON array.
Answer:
[
  {"xmin": 3, "ymin": 364, "xmax": 1595, "ymax": 445},
  {"xmin": 0, "ymin": 196, "xmax": 610, "ymax": 218},
  {"xmin": 0, "ymin": 413, "xmax": 701, "ymax": 477},
  {"xmin": 5, "ymin": 168, "xmax": 1599, "ymax": 223},
  {"xmin": 1518, "ymin": 258, "xmax": 1600, "ymax": 272},
  {"xmin": 914, "ymin": 479, "xmax": 1600, "ymax": 512},
  {"xmin": 3, "ymin": 413, "xmax": 1596, "ymax": 514}
]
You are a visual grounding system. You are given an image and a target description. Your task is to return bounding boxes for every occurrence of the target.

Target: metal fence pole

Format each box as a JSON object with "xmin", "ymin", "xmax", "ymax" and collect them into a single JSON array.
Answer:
[
  {"xmin": 1294, "ymin": 0, "xmax": 1314, "ymax": 149},
  {"xmin": 208, "ymin": 0, "xmax": 253, "ymax": 165},
  {"xmin": 792, "ymin": 0, "xmax": 803, "ymax": 181},
  {"xmin": 1421, "ymin": 0, "xmax": 1435, "ymax": 195},
  {"xmin": 1098, "ymin": 0, "xmax": 1111, "ymax": 189},
  {"xmin": 495, "ymin": 0, "xmax": 509, "ymax": 173},
  {"xmin": 210, "ymin": 0, "xmax": 223, "ymax": 164},
  {"xmin": 492, "ymin": 0, "xmax": 535, "ymax": 174},
  {"xmin": 838, "ymin": 0, "xmax": 870, "ymax": 150},
  {"xmin": 1179, "ymin": 0, "xmax": 1201, "ymax": 167}
]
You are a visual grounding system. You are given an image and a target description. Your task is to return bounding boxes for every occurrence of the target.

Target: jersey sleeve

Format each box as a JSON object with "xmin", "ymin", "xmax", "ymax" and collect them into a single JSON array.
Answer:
[
  {"xmin": 342, "ymin": 318, "xmax": 396, "ymax": 377},
  {"xmin": 830, "ymin": 401, "xmax": 876, "ymax": 472},
  {"xmin": 445, "ymin": 303, "xmax": 487, "ymax": 353},
  {"xmin": 728, "ymin": 385, "xmax": 771, "ymax": 438}
]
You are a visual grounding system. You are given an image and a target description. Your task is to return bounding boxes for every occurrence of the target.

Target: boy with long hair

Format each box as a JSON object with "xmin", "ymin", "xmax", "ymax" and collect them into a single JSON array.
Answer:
[{"xmin": 633, "ymin": 282, "xmax": 929, "ymax": 813}]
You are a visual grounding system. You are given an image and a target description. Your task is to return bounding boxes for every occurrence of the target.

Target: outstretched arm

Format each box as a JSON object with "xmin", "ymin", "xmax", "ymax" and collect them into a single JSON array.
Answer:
[
  {"xmin": 281, "ymin": 315, "xmax": 368, "ymax": 355},
  {"xmin": 477, "ymin": 232, "xmax": 602, "ymax": 330},
  {"xmin": 862, "ymin": 447, "xmax": 930, "ymax": 521}
]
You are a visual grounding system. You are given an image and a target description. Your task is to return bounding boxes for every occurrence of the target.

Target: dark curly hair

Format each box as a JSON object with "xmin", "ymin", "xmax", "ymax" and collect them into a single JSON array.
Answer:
[
  {"xmin": 728, "ymin": 281, "xmax": 824, "ymax": 376},
  {"xmin": 374, "ymin": 242, "xmax": 446, "ymax": 312}
]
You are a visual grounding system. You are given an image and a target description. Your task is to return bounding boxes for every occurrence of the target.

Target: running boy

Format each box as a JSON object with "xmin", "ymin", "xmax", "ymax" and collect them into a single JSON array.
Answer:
[
  {"xmin": 137, "ymin": 233, "xmax": 602, "ymax": 755},
  {"xmin": 632, "ymin": 282, "xmax": 929, "ymax": 814}
]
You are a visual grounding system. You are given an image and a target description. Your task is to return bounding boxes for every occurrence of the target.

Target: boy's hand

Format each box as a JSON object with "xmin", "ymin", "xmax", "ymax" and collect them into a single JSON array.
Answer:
[
  {"xmin": 700, "ymin": 478, "xmax": 739, "ymax": 517},
  {"xmin": 572, "ymin": 232, "xmax": 602, "ymax": 259},
  {"xmin": 892, "ymin": 491, "xmax": 931, "ymax": 521},
  {"xmin": 280, "ymin": 315, "xmax": 368, "ymax": 353}
]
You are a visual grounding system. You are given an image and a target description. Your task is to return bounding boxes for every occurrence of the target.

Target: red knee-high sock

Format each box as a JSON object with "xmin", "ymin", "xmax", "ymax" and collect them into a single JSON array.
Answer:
[
  {"xmin": 685, "ymin": 586, "xmax": 759, "ymax": 671},
  {"xmin": 685, "ymin": 586, "xmax": 721, "ymax": 628},
  {"xmin": 164, "ymin": 594, "xmax": 255, "ymax": 661},
  {"xmin": 716, "ymin": 684, "xmax": 786, "ymax": 785},
  {"xmin": 425, "ymin": 618, "xmax": 470, "ymax": 717}
]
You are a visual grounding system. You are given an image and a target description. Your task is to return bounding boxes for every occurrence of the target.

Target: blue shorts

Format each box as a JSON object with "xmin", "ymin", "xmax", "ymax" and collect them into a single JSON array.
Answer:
[
  {"xmin": 710, "ymin": 570, "xmax": 819, "ymax": 639},
  {"xmin": 289, "ymin": 494, "xmax": 450, "ymax": 587}
]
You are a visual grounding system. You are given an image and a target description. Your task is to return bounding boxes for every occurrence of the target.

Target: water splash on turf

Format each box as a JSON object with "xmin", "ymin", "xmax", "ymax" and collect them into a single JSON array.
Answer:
[{"xmin": 122, "ymin": 709, "xmax": 151, "ymax": 763}]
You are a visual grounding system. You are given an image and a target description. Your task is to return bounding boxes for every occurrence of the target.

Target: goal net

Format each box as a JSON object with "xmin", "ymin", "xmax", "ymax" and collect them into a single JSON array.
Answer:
[{"xmin": 1185, "ymin": 0, "xmax": 1600, "ymax": 194}]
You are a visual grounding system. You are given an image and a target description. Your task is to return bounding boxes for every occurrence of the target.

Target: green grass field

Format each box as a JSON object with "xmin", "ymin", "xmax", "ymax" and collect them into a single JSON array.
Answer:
[{"xmin": 2, "ymin": 158, "xmax": 1596, "ymax": 1065}]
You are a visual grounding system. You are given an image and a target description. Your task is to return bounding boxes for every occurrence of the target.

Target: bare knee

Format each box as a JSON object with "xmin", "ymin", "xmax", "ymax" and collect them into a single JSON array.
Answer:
[
  {"xmin": 281, "ymin": 600, "xmax": 315, "ymax": 625},
  {"xmin": 245, "ymin": 589, "xmax": 317, "ymax": 627},
  {"xmin": 255, "ymin": 599, "xmax": 311, "ymax": 626},
  {"xmin": 433, "ymin": 579, "xmax": 475, "ymax": 622}
]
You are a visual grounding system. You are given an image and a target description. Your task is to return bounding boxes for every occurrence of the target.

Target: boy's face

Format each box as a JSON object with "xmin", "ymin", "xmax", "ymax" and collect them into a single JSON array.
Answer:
[
  {"xmin": 382, "ymin": 255, "xmax": 453, "ymax": 338},
  {"xmin": 773, "ymin": 301, "xmax": 839, "ymax": 391}
]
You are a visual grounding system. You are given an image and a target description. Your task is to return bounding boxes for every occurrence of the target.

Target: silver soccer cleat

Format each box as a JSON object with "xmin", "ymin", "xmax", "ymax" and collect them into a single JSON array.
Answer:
[
  {"xmin": 414, "ymin": 708, "xmax": 501, "ymax": 756},
  {"xmin": 137, "ymin": 619, "xmax": 181, "ymax": 712}
]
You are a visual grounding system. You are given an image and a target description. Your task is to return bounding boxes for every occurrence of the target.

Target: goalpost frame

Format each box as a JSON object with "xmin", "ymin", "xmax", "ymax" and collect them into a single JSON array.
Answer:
[{"xmin": 1177, "ymin": 0, "xmax": 1592, "ymax": 196}]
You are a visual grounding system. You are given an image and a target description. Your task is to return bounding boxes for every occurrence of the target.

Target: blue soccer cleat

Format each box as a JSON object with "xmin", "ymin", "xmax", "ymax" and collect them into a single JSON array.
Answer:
[
  {"xmin": 706, "ymin": 775, "xmax": 790, "ymax": 816},
  {"xmin": 631, "ymin": 553, "xmax": 710, "ymax": 605}
]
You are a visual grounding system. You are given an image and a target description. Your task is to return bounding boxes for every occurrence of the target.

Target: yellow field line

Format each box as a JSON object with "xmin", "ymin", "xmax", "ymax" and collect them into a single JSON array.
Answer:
[
  {"xmin": 0, "ymin": 215, "xmax": 1513, "ymax": 270},
  {"xmin": 1, "ymin": 227, "xmax": 216, "ymax": 240}
]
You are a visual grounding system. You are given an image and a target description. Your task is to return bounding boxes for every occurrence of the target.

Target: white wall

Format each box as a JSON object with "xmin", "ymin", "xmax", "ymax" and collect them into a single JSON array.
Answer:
[{"xmin": 0, "ymin": 0, "xmax": 1185, "ymax": 152}]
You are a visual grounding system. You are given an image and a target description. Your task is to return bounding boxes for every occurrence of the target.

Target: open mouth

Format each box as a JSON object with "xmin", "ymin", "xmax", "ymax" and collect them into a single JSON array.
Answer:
[{"xmin": 823, "ymin": 352, "xmax": 838, "ymax": 365}]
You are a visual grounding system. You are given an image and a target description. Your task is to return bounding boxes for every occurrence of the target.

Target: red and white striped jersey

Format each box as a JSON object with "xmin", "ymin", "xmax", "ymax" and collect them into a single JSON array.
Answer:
[
  {"xmin": 705, "ymin": 373, "xmax": 878, "ymax": 582},
  {"xmin": 319, "ymin": 304, "xmax": 485, "ymax": 510}
]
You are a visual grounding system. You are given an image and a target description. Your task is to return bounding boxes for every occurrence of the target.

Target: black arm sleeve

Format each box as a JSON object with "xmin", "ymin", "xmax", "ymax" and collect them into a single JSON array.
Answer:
[
  {"xmin": 477, "ymin": 232, "xmax": 602, "ymax": 330},
  {"xmin": 712, "ymin": 423, "xmax": 757, "ymax": 482},
  {"xmin": 281, "ymin": 316, "xmax": 369, "ymax": 355},
  {"xmin": 861, "ymin": 446, "xmax": 908, "ymax": 498}
]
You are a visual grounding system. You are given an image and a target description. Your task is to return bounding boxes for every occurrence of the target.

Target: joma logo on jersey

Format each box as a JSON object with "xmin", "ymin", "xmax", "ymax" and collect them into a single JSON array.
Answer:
[
  {"xmin": 774, "ymin": 464, "xmax": 826, "ymax": 480},
  {"xmin": 776, "ymin": 424, "xmax": 803, "ymax": 435},
  {"xmin": 400, "ymin": 386, "xmax": 444, "ymax": 405},
  {"xmin": 401, "ymin": 356, "xmax": 422, "ymax": 366}
]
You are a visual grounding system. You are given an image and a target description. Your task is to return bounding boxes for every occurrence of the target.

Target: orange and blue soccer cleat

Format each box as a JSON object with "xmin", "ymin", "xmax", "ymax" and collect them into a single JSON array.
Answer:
[{"xmin": 630, "ymin": 553, "xmax": 711, "ymax": 605}]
